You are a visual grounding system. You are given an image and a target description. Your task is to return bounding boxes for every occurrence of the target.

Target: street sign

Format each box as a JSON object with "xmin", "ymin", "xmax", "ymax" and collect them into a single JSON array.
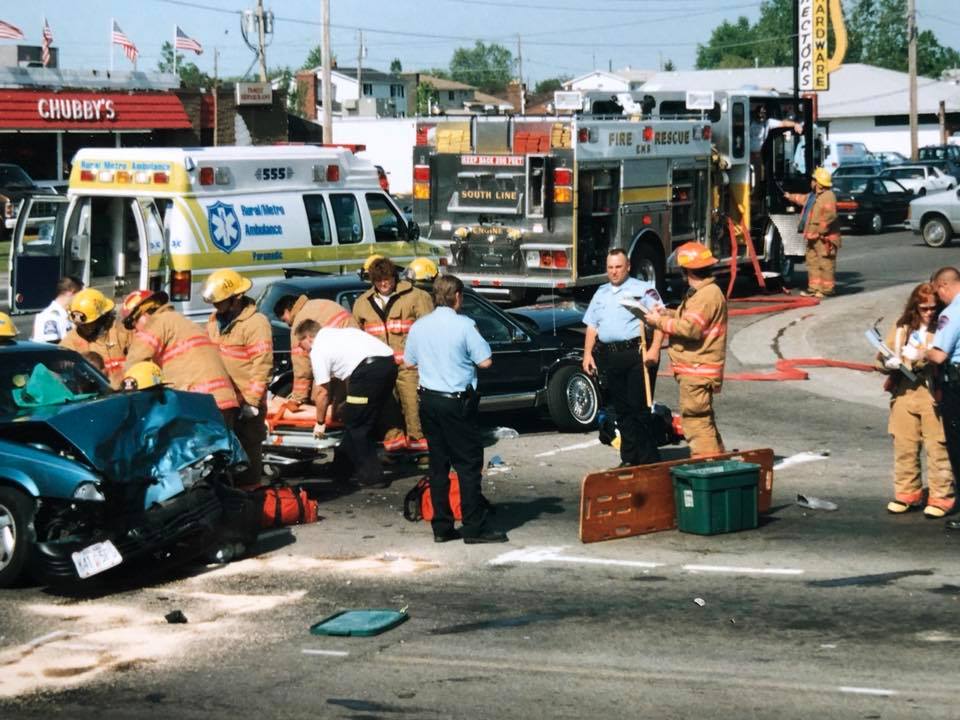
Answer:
[
  {"xmin": 798, "ymin": 0, "xmax": 830, "ymax": 91},
  {"xmin": 235, "ymin": 82, "xmax": 273, "ymax": 106}
]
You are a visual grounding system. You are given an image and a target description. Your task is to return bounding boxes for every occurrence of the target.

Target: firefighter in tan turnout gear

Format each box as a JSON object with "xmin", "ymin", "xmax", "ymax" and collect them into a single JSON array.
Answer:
[
  {"xmin": 353, "ymin": 256, "xmax": 435, "ymax": 452},
  {"xmin": 204, "ymin": 269, "xmax": 273, "ymax": 490},
  {"xmin": 784, "ymin": 167, "xmax": 842, "ymax": 298},
  {"xmin": 122, "ymin": 289, "xmax": 240, "ymax": 422},
  {"xmin": 644, "ymin": 242, "xmax": 728, "ymax": 457},
  {"xmin": 273, "ymin": 293, "xmax": 359, "ymax": 408},
  {"xmin": 62, "ymin": 288, "xmax": 131, "ymax": 389}
]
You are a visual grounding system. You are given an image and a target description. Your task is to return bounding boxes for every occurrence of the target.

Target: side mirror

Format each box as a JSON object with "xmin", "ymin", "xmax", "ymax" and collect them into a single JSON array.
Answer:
[
  {"xmin": 71, "ymin": 232, "xmax": 89, "ymax": 261},
  {"xmin": 511, "ymin": 326, "xmax": 529, "ymax": 343},
  {"xmin": 407, "ymin": 219, "xmax": 420, "ymax": 241}
]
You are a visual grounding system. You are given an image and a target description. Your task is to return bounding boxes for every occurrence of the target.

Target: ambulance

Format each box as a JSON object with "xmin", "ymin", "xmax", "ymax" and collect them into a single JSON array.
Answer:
[{"xmin": 8, "ymin": 146, "xmax": 434, "ymax": 317}]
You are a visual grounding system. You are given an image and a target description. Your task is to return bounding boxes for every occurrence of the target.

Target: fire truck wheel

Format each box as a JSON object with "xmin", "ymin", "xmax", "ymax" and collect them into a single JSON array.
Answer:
[
  {"xmin": 547, "ymin": 365, "xmax": 600, "ymax": 432},
  {"xmin": 630, "ymin": 243, "xmax": 664, "ymax": 294}
]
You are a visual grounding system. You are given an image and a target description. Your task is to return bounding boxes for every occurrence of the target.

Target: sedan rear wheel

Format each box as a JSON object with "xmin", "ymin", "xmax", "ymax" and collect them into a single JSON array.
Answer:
[
  {"xmin": 547, "ymin": 365, "xmax": 599, "ymax": 432},
  {"xmin": 922, "ymin": 216, "xmax": 953, "ymax": 248},
  {"xmin": 0, "ymin": 487, "xmax": 33, "ymax": 589},
  {"xmin": 869, "ymin": 213, "xmax": 883, "ymax": 234}
]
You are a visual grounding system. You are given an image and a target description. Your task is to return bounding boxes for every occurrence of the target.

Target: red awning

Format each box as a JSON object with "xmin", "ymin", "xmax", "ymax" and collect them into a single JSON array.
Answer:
[{"xmin": 0, "ymin": 90, "xmax": 193, "ymax": 130}]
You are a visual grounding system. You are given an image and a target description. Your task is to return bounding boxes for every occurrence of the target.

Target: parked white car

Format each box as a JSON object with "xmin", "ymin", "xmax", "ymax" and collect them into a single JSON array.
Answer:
[
  {"xmin": 881, "ymin": 164, "xmax": 955, "ymax": 196},
  {"xmin": 907, "ymin": 186, "xmax": 960, "ymax": 247}
]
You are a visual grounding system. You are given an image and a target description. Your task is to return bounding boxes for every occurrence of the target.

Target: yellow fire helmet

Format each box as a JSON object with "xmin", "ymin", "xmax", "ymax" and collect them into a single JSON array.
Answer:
[
  {"xmin": 69, "ymin": 288, "xmax": 115, "ymax": 325},
  {"xmin": 122, "ymin": 361, "xmax": 165, "ymax": 391},
  {"xmin": 0, "ymin": 311, "xmax": 18, "ymax": 338},
  {"xmin": 359, "ymin": 253, "xmax": 386, "ymax": 279},
  {"xmin": 812, "ymin": 166, "xmax": 832, "ymax": 188},
  {"xmin": 675, "ymin": 241, "xmax": 718, "ymax": 270},
  {"xmin": 405, "ymin": 257, "xmax": 439, "ymax": 282},
  {"xmin": 202, "ymin": 268, "xmax": 253, "ymax": 304}
]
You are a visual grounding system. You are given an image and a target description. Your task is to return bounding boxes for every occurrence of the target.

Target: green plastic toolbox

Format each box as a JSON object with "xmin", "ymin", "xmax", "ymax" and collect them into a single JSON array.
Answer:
[{"xmin": 670, "ymin": 460, "xmax": 760, "ymax": 535}]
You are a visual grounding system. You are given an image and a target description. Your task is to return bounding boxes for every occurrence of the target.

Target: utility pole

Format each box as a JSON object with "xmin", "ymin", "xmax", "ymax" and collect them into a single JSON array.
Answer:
[
  {"xmin": 357, "ymin": 30, "xmax": 364, "ymax": 113},
  {"xmin": 516, "ymin": 34, "xmax": 524, "ymax": 115},
  {"xmin": 322, "ymin": 0, "xmax": 333, "ymax": 143},
  {"xmin": 908, "ymin": 0, "xmax": 918, "ymax": 160},
  {"xmin": 213, "ymin": 48, "xmax": 219, "ymax": 146},
  {"xmin": 256, "ymin": 0, "xmax": 268, "ymax": 81}
]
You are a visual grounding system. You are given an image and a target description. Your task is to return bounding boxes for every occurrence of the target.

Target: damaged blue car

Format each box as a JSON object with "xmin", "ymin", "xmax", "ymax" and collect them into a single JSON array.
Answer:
[{"xmin": 0, "ymin": 340, "xmax": 247, "ymax": 588}]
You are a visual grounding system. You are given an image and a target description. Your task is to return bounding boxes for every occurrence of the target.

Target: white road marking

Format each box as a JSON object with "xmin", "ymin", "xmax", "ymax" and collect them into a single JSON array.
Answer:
[
  {"xmin": 774, "ymin": 451, "xmax": 830, "ymax": 470},
  {"xmin": 489, "ymin": 546, "xmax": 663, "ymax": 568},
  {"xmin": 683, "ymin": 564, "xmax": 805, "ymax": 576},
  {"xmin": 838, "ymin": 686, "xmax": 898, "ymax": 696},
  {"xmin": 534, "ymin": 439, "xmax": 601, "ymax": 458},
  {"xmin": 302, "ymin": 649, "xmax": 350, "ymax": 657}
]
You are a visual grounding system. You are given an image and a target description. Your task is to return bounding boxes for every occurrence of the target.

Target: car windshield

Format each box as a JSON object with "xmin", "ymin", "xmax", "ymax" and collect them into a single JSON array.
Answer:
[
  {"xmin": 0, "ymin": 165, "xmax": 36, "ymax": 190},
  {"xmin": 0, "ymin": 350, "xmax": 110, "ymax": 416},
  {"xmin": 832, "ymin": 177, "xmax": 870, "ymax": 194},
  {"xmin": 835, "ymin": 165, "xmax": 878, "ymax": 177},
  {"xmin": 887, "ymin": 168, "xmax": 923, "ymax": 179},
  {"xmin": 919, "ymin": 148, "xmax": 951, "ymax": 161}
]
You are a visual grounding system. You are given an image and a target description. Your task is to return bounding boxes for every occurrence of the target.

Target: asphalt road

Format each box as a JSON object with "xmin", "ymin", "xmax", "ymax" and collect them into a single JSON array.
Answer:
[{"xmin": 2, "ymin": 226, "xmax": 960, "ymax": 719}]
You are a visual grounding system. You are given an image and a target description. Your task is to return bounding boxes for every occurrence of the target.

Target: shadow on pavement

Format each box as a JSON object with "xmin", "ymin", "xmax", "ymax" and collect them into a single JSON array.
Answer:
[{"xmin": 489, "ymin": 495, "xmax": 565, "ymax": 533}]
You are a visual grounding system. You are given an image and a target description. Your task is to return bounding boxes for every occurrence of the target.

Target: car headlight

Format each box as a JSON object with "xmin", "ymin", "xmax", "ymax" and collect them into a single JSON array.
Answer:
[
  {"xmin": 73, "ymin": 482, "xmax": 106, "ymax": 502},
  {"xmin": 178, "ymin": 454, "xmax": 217, "ymax": 489}
]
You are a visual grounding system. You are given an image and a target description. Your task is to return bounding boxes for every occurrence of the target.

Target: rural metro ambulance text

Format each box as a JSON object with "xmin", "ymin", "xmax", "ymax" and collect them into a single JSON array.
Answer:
[{"xmin": 61, "ymin": 146, "xmax": 433, "ymax": 318}]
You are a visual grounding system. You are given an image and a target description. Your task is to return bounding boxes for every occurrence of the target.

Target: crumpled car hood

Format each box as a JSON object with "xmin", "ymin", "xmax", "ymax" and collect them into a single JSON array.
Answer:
[{"xmin": 27, "ymin": 388, "xmax": 245, "ymax": 502}]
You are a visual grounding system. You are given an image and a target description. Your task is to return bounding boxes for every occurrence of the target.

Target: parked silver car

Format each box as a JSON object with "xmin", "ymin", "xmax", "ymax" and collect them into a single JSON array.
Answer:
[{"xmin": 907, "ymin": 186, "xmax": 960, "ymax": 247}]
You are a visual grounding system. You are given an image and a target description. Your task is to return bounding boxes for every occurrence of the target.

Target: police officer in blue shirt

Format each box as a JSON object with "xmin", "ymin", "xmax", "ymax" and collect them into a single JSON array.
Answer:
[
  {"xmin": 926, "ymin": 266, "xmax": 960, "ymax": 530},
  {"xmin": 405, "ymin": 275, "xmax": 507, "ymax": 544},
  {"xmin": 583, "ymin": 248, "xmax": 664, "ymax": 466}
]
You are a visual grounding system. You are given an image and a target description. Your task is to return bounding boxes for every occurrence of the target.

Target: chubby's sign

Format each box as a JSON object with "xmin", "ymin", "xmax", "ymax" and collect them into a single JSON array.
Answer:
[{"xmin": 0, "ymin": 89, "xmax": 192, "ymax": 130}]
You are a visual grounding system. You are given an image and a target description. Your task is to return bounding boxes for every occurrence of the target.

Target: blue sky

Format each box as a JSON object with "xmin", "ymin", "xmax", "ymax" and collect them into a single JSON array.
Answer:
[{"xmin": 3, "ymin": 0, "xmax": 959, "ymax": 83}]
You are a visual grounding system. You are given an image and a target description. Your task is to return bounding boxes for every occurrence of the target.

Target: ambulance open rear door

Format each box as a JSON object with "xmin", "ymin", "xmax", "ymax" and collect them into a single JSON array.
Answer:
[{"xmin": 8, "ymin": 195, "xmax": 69, "ymax": 313}]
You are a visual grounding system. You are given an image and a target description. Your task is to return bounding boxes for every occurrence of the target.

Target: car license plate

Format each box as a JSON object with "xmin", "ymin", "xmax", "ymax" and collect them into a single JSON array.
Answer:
[{"xmin": 71, "ymin": 540, "xmax": 123, "ymax": 579}]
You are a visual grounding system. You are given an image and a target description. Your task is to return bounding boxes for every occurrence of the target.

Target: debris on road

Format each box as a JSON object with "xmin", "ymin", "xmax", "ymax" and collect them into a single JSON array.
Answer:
[
  {"xmin": 693, "ymin": 598, "xmax": 706, "ymax": 607},
  {"xmin": 310, "ymin": 609, "xmax": 409, "ymax": 637},
  {"xmin": 796, "ymin": 494, "xmax": 839, "ymax": 511},
  {"xmin": 164, "ymin": 610, "xmax": 188, "ymax": 624},
  {"xmin": 488, "ymin": 427, "xmax": 520, "ymax": 440},
  {"xmin": 488, "ymin": 455, "xmax": 505, "ymax": 467}
]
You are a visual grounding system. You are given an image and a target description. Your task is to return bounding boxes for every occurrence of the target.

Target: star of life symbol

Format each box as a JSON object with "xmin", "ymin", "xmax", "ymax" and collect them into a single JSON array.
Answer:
[{"xmin": 207, "ymin": 201, "xmax": 241, "ymax": 254}]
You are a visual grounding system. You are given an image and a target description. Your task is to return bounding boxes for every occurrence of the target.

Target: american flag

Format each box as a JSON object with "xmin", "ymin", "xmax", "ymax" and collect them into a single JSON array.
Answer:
[
  {"xmin": 112, "ymin": 21, "xmax": 138, "ymax": 64},
  {"xmin": 175, "ymin": 26, "xmax": 202, "ymax": 55},
  {"xmin": 41, "ymin": 18, "xmax": 53, "ymax": 67},
  {"xmin": 0, "ymin": 19, "xmax": 25, "ymax": 40}
]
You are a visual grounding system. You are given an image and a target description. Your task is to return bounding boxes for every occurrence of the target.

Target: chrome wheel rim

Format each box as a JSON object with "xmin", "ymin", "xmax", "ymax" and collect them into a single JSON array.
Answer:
[
  {"xmin": 924, "ymin": 221, "xmax": 946, "ymax": 246},
  {"xmin": 0, "ymin": 506, "xmax": 15, "ymax": 572},
  {"xmin": 634, "ymin": 258, "xmax": 657, "ymax": 286},
  {"xmin": 567, "ymin": 374, "xmax": 598, "ymax": 424},
  {"xmin": 871, "ymin": 214, "xmax": 882, "ymax": 233}
]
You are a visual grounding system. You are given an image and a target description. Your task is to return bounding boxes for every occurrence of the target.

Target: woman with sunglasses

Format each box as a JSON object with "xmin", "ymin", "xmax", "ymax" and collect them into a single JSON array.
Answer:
[{"xmin": 878, "ymin": 282, "xmax": 955, "ymax": 517}]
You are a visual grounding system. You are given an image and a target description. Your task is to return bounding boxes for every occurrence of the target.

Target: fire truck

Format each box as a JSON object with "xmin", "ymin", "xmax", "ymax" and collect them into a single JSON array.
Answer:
[
  {"xmin": 635, "ymin": 87, "xmax": 819, "ymax": 282},
  {"xmin": 411, "ymin": 88, "xmax": 818, "ymax": 301},
  {"xmin": 411, "ymin": 113, "xmax": 714, "ymax": 302}
]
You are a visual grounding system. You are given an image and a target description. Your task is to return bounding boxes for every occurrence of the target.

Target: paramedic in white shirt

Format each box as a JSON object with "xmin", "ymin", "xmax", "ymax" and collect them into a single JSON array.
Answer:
[{"xmin": 31, "ymin": 276, "xmax": 83, "ymax": 344}]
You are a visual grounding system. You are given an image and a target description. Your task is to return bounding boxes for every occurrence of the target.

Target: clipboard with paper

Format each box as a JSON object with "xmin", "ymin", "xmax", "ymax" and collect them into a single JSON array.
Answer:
[
  {"xmin": 618, "ymin": 287, "xmax": 665, "ymax": 317},
  {"xmin": 865, "ymin": 326, "xmax": 918, "ymax": 383}
]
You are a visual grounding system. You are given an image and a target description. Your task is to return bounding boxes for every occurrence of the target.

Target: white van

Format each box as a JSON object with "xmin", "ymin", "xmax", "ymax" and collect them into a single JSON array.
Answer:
[
  {"xmin": 9, "ymin": 146, "xmax": 436, "ymax": 317},
  {"xmin": 794, "ymin": 138, "xmax": 871, "ymax": 175}
]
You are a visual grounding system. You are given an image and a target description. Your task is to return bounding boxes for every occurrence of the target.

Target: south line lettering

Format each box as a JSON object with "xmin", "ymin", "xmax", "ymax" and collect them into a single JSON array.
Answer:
[{"xmin": 461, "ymin": 190, "xmax": 518, "ymax": 201}]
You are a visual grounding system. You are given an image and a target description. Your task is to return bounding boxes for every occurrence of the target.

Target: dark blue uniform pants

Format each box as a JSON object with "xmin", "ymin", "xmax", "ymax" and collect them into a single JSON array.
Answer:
[
  {"xmin": 419, "ymin": 389, "xmax": 487, "ymax": 537},
  {"xmin": 596, "ymin": 344, "xmax": 660, "ymax": 466},
  {"xmin": 341, "ymin": 356, "xmax": 399, "ymax": 485}
]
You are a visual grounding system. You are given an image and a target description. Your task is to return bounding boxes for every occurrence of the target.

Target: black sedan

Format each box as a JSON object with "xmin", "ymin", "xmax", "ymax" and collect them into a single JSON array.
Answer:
[
  {"xmin": 256, "ymin": 273, "xmax": 600, "ymax": 431},
  {"xmin": 832, "ymin": 175, "xmax": 913, "ymax": 233}
]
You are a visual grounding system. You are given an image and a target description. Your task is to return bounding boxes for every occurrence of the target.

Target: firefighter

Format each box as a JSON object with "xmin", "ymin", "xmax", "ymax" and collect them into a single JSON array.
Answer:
[
  {"xmin": 121, "ymin": 290, "xmax": 240, "ymax": 422},
  {"xmin": 273, "ymin": 293, "xmax": 359, "ymax": 407},
  {"xmin": 122, "ymin": 361, "xmax": 165, "ymax": 391},
  {"xmin": 294, "ymin": 319, "xmax": 400, "ymax": 487},
  {"xmin": 353, "ymin": 256, "xmax": 435, "ymax": 453},
  {"xmin": 878, "ymin": 282, "xmax": 954, "ymax": 518},
  {"xmin": 644, "ymin": 242, "xmax": 727, "ymax": 457},
  {"xmin": 783, "ymin": 167, "xmax": 841, "ymax": 298},
  {"xmin": 203, "ymin": 269, "xmax": 273, "ymax": 490},
  {"xmin": 61, "ymin": 288, "xmax": 131, "ymax": 389},
  {"xmin": 0, "ymin": 311, "xmax": 17, "ymax": 340}
]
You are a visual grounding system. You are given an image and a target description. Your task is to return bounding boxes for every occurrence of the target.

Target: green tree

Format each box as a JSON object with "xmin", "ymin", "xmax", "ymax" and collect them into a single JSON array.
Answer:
[
  {"xmin": 695, "ymin": 17, "xmax": 755, "ymax": 69},
  {"xmin": 449, "ymin": 41, "xmax": 513, "ymax": 93},
  {"xmin": 416, "ymin": 81, "xmax": 438, "ymax": 115},
  {"xmin": 534, "ymin": 77, "xmax": 569, "ymax": 95},
  {"xmin": 390, "ymin": 58, "xmax": 402, "ymax": 73},
  {"xmin": 301, "ymin": 45, "xmax": 337, "ymax": 71},
  {"xmin": 663, "ymin": 58, "xmax": 676, "ymax": 71},
  {"xmin": 158, "ymin": 41, "xmax": 212, "ymax": 88},
  {"xmin": 268, "ymin": 66, "xmax": 305, "ymax": 115}
]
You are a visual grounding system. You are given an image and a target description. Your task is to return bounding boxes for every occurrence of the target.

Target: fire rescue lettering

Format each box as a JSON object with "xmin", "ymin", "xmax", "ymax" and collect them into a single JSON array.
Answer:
[
  {"xmin": 654, "ymin": 130, "xmax": 691, "ymax": 145},
  {"xmin": 461, "ymin": 190, "xmax": 518, "ymax": 201}
]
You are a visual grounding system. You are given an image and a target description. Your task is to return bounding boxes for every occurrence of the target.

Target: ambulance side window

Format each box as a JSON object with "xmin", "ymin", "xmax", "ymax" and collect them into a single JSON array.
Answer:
[
  {"xmin": 303, "ymin": 194, "xmax": 332, "ymax": 246},
  {"xmin": 365, "ymin": 193, "xmax": 408, "ymax": 242},
  {"xmin": 330, "ymin": 193, "xmax": 364, "ymax": 245}
]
